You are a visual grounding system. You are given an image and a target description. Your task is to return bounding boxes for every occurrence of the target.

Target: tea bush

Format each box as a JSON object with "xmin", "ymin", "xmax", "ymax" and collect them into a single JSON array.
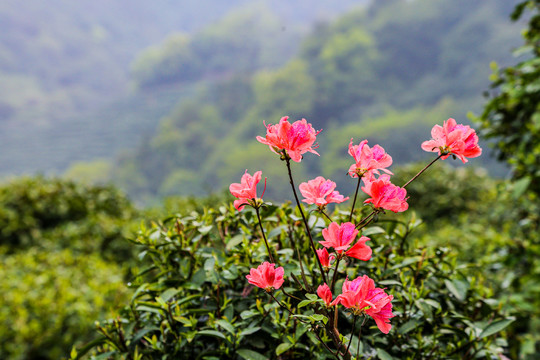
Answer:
[
  {"xmin": 0, "ymin": 248, "xmax": 128, "ymax": 359},
  {"xmin": 0, "ymin": 176, "xmax": 136, "ymax": 260},
  {"xmin": 0, "ymin": 177, "xmax": 138, "ymax": 359}
]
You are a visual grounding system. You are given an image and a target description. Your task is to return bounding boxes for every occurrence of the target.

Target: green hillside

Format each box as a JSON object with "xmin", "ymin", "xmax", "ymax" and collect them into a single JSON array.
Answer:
[
  {"xmin": 0, "ymin": 0, "xmax": 364, "ymax": 177},
  {"xmin": 107, "ymin": 0, "xmax": 520, "ymax": 202}
]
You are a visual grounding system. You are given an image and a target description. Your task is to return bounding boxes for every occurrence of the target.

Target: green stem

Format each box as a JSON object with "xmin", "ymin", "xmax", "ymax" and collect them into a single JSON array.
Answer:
[
  {"xmin": 330, "ymin": 256, "xmax": 342, "ymax": 294},
  {"xmin": 402, "ymin": 154, "xmax": 443, "ymax": 189},
  {"xmin": 255, "ymin": 207, "xmax": 275, "ymax": 264},
  {"xmin": 285, "ymin": 158, "xmax": 328, "ymax": 285},
  {"xmin": 345, "ymin": 316, "xmax": 357, "ymax": 356},
  {"xmin": 349, "ymin": 176, "xmax": 362, "ymax": 222},
  {"xmin": 320, "ymin": 209, "xmax": 333, "ymax": 222}
]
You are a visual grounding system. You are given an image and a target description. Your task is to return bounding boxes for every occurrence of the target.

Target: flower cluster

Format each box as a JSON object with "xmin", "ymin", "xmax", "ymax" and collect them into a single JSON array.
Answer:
[{"xmin": 230, "ymin": 116, "xmax": 481, "ymax": 346}]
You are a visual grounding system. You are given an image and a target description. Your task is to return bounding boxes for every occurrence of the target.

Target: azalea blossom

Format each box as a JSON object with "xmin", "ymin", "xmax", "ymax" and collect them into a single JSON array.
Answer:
[
  {"xmin": 256, "ymin": 116, "xmax": 321, "ymax": 162},
  {"xmin": 229, "ymin": 170, "xmax": 266, "ymax": 211},
  {"xmin": 316, "ymin": 248, "xmax": 335, "ymax": 268},
  {"xmin": 317, "ymin": 283, "xmax": 333, "ymax": 307},
  {"xmin": 320, "ymin": 222, "xmax": 359, "ymax": 253},
  {"xmin": 299, "ymin": 176, "xmax": 349, "ymax": 208},
  {"xmin": 345, "ymin": 236, "xmax": 372, "ymax": 261},
  {"xmin": 362, "ymin": 173, "xmax": 408, "ymax": 213},
  {"xmin": 421, "ymin": 118, "xmax": 482, "ymax": 163},
  {"xmin": 348, "ymin": 139, "xmax": 393, "ymax": 178},
  {"xmin": 332, "ymin": 275, "xmax": 394, "ymax": 334},
  {"xmin": 246, "ymin": 262, "xmax": 284, "ymax": 292}
]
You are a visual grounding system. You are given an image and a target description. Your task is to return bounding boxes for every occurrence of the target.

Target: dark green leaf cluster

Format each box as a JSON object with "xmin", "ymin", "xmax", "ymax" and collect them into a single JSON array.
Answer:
[
  {"xmin": 474, "ymin": 0, "xmax": 540, "ymax": 195},
  {"xmin": 78, "ymin": 203, "xmax": 514, "ymax": 359}
]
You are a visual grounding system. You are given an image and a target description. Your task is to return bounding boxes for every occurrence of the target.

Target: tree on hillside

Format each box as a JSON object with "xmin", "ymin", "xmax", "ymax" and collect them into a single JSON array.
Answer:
[{"xmin": 476, "ymin": 0, "xmax": 540, "ymax": 195}]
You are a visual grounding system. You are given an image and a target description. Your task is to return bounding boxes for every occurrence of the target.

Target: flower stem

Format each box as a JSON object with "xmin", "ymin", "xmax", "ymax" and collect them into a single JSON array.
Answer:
[
  {"xmin": 349, "ymin": 176, "xmax": 362, "ymax": 222},
  {"xmin": 255, "ymin": 207, "xmax": 275, "ymax": 264},
  {"xmin": 330, "ymin": 256, "xmax": 341, "ymax": 293},
  {"xmin": 355, "ymin": 210, "xmax": 379, "ymax": 230},
  {"xmin": 345, "ymin": 316, "xmax": 357, "ymax": 356},
  {"xmin": 285, "ymin": 158, "xmax": 328, "ymax": 285},
  {"xmin": 402, "ymin": 154, "xmax": 443, "ymax": 189},
  {"xmin": 288, "ymin": 226, "xmax": 310, "ymax": 290},
  {"xmin": 320, "ymin": 210, "xmax": 333, "ymax": 222},
  {"xmin": 313, "ymin": 329, "xmax": 340, "ymax": 360}
]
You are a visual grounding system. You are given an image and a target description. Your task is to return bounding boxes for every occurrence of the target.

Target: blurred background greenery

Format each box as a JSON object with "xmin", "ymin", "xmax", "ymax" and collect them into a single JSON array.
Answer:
[{"xmin": 1, "ymin": 0, "xmax": 539, "ymax": 359}]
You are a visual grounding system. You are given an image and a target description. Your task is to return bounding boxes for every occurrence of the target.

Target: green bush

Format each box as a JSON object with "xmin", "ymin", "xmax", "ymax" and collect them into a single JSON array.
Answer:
[
  {"xmin": 0, "ymin": 248, "xmax": 128, "ymax": 360},
  {"xmin": 0, "ymin": 176, "xmax": 139, "ymax": 359},
  {"xmin": 76, "ymin": 203, "xmax": 514, "ymax": 359},
  {"xmin": 0, "ymin": 176, "xmax": 136, "ymax": 260}
]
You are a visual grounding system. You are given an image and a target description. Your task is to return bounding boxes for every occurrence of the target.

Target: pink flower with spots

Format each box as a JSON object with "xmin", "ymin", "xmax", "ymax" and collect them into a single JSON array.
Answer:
[
  {"xmin": 362, "ymin": 174, "xmax": 408, "ymax": 213},
  {"xmin": 317, "ymin": 283, "xmax": 333, "ymax": 307},
  {"xmin": 332, "ymin": 275, "xmax": 394, "ymax": 334},
  {"xmin": 421, "ymin": 118, "xmax": 482, "ymax": 163},
  {"xmin": 348, "ymin": 139, "xmax": 393, "ymax": 178},
  {"xmin": 316, "ymin": 248, "xmax": 335, "ymax": 268},
  {"xmin": 320, "ymin": 222, "xmax": 359, "ymax": 253},
  {"xmin": 246, "ymin": 262, "xmax": 284, "ymax": 292},
  {"xmin": 256, "ymin": 116, "xmax": 321, "ymax": 162},
  {"xmin": 299, "ymin": 176, "xmax": 349, "ymax": 208}
]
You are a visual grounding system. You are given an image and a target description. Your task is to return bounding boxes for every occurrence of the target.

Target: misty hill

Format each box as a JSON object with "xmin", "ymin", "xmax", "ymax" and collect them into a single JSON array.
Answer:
[
  {"xmin": 0, "ymin": 0, "xmax": 363, "ymax": 177},
  {"xmin": 98, "ymin": 0, "xmax": 521, "ymax": 203}
]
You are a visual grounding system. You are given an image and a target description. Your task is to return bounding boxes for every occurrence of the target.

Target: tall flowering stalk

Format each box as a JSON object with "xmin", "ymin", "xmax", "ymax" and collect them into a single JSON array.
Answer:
[{"xmin": 230, "ymin": 116, "xmax": 482, "ymax": 359}]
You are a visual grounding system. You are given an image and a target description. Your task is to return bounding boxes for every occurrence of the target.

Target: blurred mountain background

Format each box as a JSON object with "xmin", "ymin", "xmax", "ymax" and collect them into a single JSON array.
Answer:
[{"xmin": 0, "ymin": 0, "xmax": 523, "ymax": 204}]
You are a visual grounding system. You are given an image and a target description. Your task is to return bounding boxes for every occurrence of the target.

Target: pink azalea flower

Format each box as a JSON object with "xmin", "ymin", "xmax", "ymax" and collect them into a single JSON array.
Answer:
[
  {"xmin": 421, "ymin": 118, "xmax": 482, "ymax": 163},
  {"xmin": 345, "ymin": 236, "xmax": 372, "ymax": 261},
  {"xmin": 246, "ymin": 262, "xmax": 284, "ymax": 292},
  {"xmin": 320, "ymin": 222, "xmax": 359, "ymax": 253},
  {"xmin": 362, "ymin": 173, "xmax": 408, "ymax": 213},
  {"xmin": 299, "ymin": 176, "xmax": 349, "ymax": 208},
  {"xmin": 332, "ymin": 275, "xmax": 394, "ymax": 334},
  {"xmin": 317, "ymin": 283, "xmax": 333, "ymax": 307},
  {"xmin": 256, "ymin": 116, "xmax": 321, "ymax": 162},
  {"xmin": 348, "ymin": 139, "xmax": 393, "ymax": 178},
  {"xmin": 365, "ymin": 288, "xmax": 394, "ymax": 334},
  {"xmin": 316, "ymin": 248, "xmax": 335, "ymax": 268},
  {"xmin": 229, "ymin": 170, "xmax": 266, "ymax": 211}
]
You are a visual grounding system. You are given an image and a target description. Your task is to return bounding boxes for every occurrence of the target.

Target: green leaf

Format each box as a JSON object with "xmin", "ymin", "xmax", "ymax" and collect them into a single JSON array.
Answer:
[
  {"xmin": 398, "ymin": 319, "xmax": 419, "ymax": 334},
  {"xmin": 444, "ymin": 279, "xmax": 468, "ymax": 301},
  {"xmin": 362, "ymin": 226, "xmax": 385, "ymax": 236},
  {"xmin": 238, "ymin": 326, "xmax": 261, "ymax": 337},
  {"xmin": 307, "ymin": 314, "xmax": 327, "ymax": 323},
  {"xmin": 305, "ymin": 293, "xmax": 318, "ymax": 301},
  {"xmin": 159, "ymin": 288, "xmax": 180, "ymax": 302},
  {"xmin": 196, "ymin": 330, "xmax": 227, "ymax": 340},
  {"xmin": 479, "ymin": 318, "xmax": 515, "ymax": 338},
  {"xmin": 276, "ymin": 342, "xmax": 293, "ymax": 356},
  {"xmin": 378, "ymin": 280, "xmax": 402, "ymax": 287},
  {"xmin": 215, "ymin": 319, "xmax": 235, "ymax": 334},
  {"xmin": 226, "ymin": 235, "xmax": 244, "ymax": 250},
  {"xmin": 377, "ymin": 348, "xmax": 394, "ymax": 360},
  {"xmin": 390, "ymin": 256, "xmax": 421, "ymax": 270},
  {"xmin": 198, "ymin": 225, "xmax": 213, "ymax": 234},
  {"xmin": 298, "ymin": 299, "xmax": 316, "ymax": 308},
  {"xmin": 92, "ymin": 351, "xmax": 117, "ymax": 360},
  {"xmin": 237, "ymin": 349, "xmax": 269, "ymax": 360}
]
